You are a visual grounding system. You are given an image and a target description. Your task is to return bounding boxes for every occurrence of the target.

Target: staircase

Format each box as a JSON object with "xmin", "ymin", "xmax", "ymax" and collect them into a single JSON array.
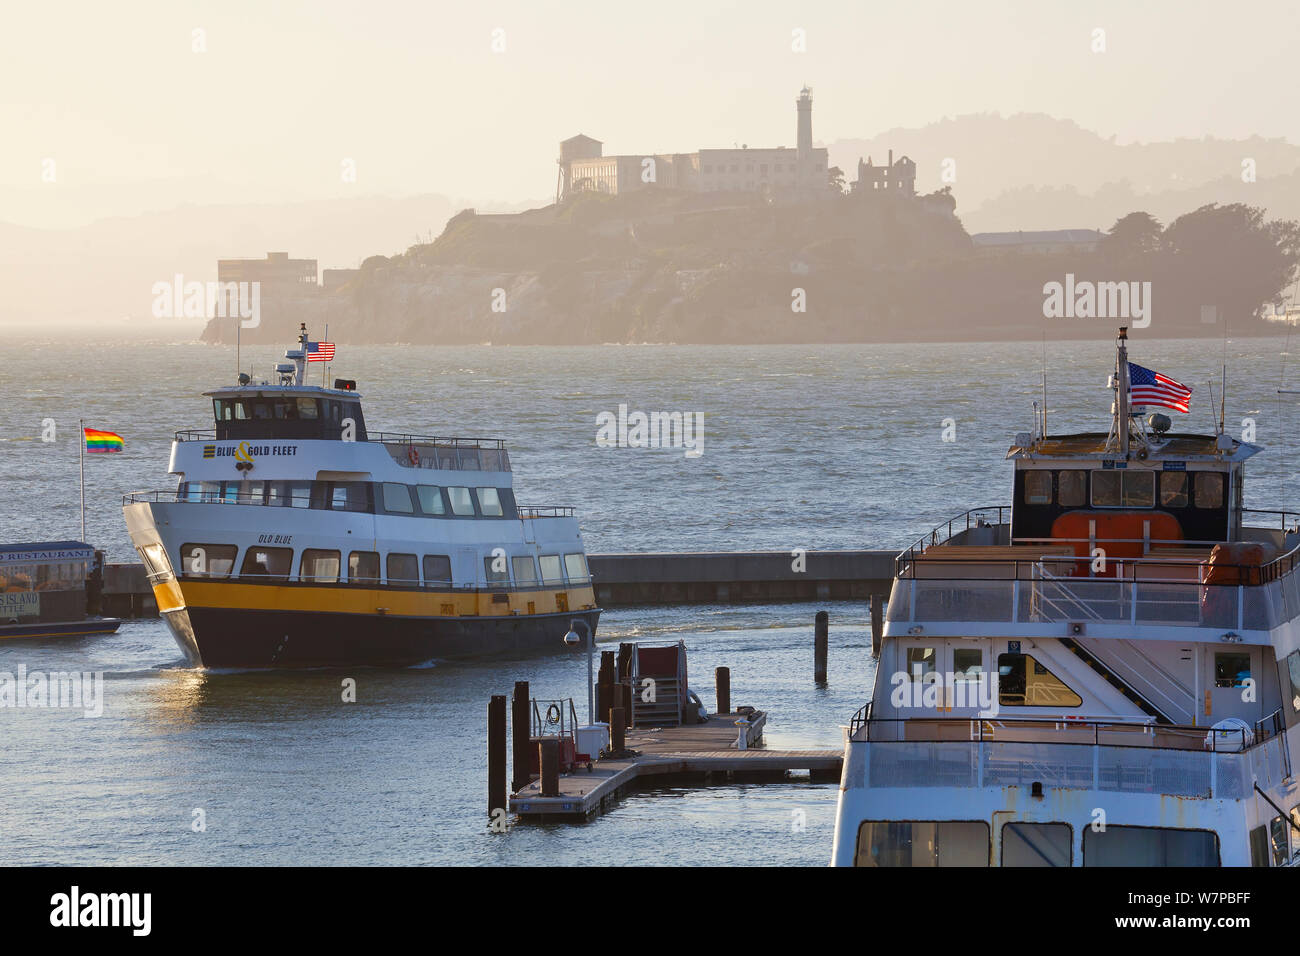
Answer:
[{"xmin": 633, "ymin": 676, "xmax": 682, "ymax": 727}]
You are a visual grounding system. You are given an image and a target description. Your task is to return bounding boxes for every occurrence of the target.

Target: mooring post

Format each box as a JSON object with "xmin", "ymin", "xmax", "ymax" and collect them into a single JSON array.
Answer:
[
  {"xmin": 870, "ymin": 594, "xmax": 884, "ymax": 656},
  {"xmin": 510, "ymin": 680, "xmax": 530, "ymax": 792},
  {"xmin": 598, "ymin": 650, "xmax": 615, "ymax": 723},
  {"xmin": 539, "ymin": 737, "xmax": 560, "ymax": 797},
  {"xmin": 814, "ymin": 610, "xmax": 828, "ymax": 683},
  {"xmin": 488, "ymin": 694, "xmax": 507, "ymax": 816},
  {"xmin": 611, "ymin": 705, "xmax": 625, "ymax": 753},
  {"xmin": 715, "ymin": 666, "xmax": 731, "ymax": 715}
]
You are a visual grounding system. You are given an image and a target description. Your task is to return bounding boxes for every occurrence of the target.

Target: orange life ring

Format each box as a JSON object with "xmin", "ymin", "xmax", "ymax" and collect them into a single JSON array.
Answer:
[{"xmin": 408, "ymin": 447, "xmax": 420, "ymax": 466}]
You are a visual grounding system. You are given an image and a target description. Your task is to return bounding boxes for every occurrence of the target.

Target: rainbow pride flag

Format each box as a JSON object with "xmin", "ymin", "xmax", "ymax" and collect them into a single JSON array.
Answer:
[{"xmin": 83, "ymin": 427, "xmax": 125, "ymax": 454}]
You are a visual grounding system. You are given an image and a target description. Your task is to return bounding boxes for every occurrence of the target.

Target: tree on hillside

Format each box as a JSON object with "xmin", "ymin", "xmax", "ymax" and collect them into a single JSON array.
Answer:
[{"xmin": 1103, "ymin": 211, "xmax": 1163, "ymax": 256}]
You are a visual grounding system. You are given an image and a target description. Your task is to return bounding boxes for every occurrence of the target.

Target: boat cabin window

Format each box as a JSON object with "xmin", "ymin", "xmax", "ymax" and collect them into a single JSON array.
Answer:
[
  {"xmin": 855, "ymin": 821, "xmax": 989, "ymax": 867},
  {"xmin": 539, "ymin": 555, "xmax": 564, "ymax": 585},
  {"xmin": 1214, "ymin": 652, "xmax": 1250, "ymax": 689},
  {"xmin": 1002, "ymin": 823, "xmax": 1072, "ymax": 867},
  {"xmin": 1159, "ymin": 471, "xmax": 1188, "ymax": 507},
  {"xmin": 381, "ymin": 483, "xmax": 415, "ymax": 514},
  {"xmin": 1270, "ymin": 816, "xmax": 1291, "ymax": 865},
  {"xmin": 348, "ymin": 551, "xmax": 380, "ymax": 585},
  {"xmin": 423, "ymin": 555, "xmax": 452, "ymax": 585},
  {"xmin": 300, "ymin": 549, "xmax": 340, "ymax": 584},
  {"xmin": 512, "ymin": 556, "xmax": 538, "ymax": 586},
  {"xmin": 240, "ymin": 547, "xmax": 293, "ymax": 581},
  {"xmin": 1023, "ymin": 471, "xmax": 1052, "ymax": 505},
  {"xmin": 484, "ymin": 555, "xmax": 510, "ymax": 585},
  {"xmin": 1196, "ymin": 472, "xmax": 1224, "ymax": 509},
  {"xmin": 475, "ymin": 487, "xmax": 504, "ymax": 517},
  {"xmin": 952, "ymin": 648, "xmax": 983, "ymax": 680},
  {"xmin": 327, "ymin": 481, "xmax": 370, "ymax": 513},
  {"xmin": 1286, "ymin": 651, "xmax": 1300, "ymax": 714},
  {"xmin": 905, "ymin": 646, "xmax": 936, "ymax": 681},
  {"xmin": 1083, "ymin": 826, "xmax": 1219, "ymax": 866},
  {"xmin": 416, "ymin": 485, "xmax": 446, "ymax": 515},
  {"xmin": 447, "ymin": 487, "xmax": 475, "ymax": 517},
  {"xmin": 1058, "ymin": 470, "xmax": 1086, "ymax": 507},
  {"xmin": 180, "ymin": 543, "xmax": 237, "ymax": 578},
  {"xmin": 997, "ymin": 653, "xmax": 1081, "ymax": 707},
  {"xmin": 564, "ymin": 553, "xmax": 589, "ymax": 583},
  {"xmin": 1090, "ymin": 470, "xmax": 1154, "ymax": 508},
  {"xmin": 211, "ymin": 394, "xmax": 366, "ymax": 440},
  {"xmin": 387, "ymin": 553, "xmax": 419, "ymax": 585}
]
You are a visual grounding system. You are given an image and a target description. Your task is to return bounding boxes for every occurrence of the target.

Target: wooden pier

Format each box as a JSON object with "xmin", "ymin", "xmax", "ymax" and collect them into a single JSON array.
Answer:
[{"xmin": 509, "ymin": 712, "xmax": 843, "ymax": 820}]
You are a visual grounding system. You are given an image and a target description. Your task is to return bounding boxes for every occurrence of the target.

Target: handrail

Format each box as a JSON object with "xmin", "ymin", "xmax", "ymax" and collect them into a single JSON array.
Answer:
[
  {"xmin": 174, "ymin": 427, "xmax": 507, "ymax": 449},
  {"xmin": 848, "ymin": 714, "xmax": 1249, "ymax": 753}
]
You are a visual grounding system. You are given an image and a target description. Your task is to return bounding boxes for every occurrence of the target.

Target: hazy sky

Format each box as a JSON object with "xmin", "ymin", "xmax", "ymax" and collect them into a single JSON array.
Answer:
[{"xmin": 5, "ymin": 0, "xmax": 1298, "ymax": 228}]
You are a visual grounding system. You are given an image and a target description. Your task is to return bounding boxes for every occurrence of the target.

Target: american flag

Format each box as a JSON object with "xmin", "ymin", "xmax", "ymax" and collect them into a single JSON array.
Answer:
[
  {"xmin": 306, "ymin": 341, "xmax": 335, "ymax": 363},
  {"xmin": 1128, "ymin": 361, "xmax": 1192, "ymax": 413}
]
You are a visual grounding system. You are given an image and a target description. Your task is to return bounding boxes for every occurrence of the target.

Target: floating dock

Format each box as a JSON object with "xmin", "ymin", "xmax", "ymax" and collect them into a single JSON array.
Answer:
[{"xmin": 509, "ymin": 712, "xmax": 843, "ymax": 820}]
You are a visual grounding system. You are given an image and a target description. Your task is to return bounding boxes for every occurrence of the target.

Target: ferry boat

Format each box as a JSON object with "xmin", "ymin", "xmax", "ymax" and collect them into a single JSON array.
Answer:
[
  {"xmin": 122, "ymin": 326, "xmax": 599, "ymax": 668},
  {"xmin": 833, "ymin": 328, "xmax": 1300, "ymax": 867},
  {"xmin": 0, "ymin": 541, "xmax": 120, "ymax": 640}
]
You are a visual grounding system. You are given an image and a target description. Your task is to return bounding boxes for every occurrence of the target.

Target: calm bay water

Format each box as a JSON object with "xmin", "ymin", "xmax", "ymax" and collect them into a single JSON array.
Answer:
[{"xmin": 0, "ymin": 334, "xmax": 1297, "ymax": 865}]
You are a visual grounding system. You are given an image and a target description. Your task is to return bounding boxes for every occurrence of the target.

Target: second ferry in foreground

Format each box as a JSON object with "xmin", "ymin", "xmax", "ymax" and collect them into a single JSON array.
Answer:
[
  {"xmin": 124, "ymin": 326, "xmax": 599, "ymax": 668},
  {"xmin": 834, "ymin": 328, "xmax": 1300, "ymax": 867}
]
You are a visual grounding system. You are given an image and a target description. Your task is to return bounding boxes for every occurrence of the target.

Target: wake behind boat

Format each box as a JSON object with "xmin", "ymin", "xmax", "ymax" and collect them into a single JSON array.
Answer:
[
  {"xmin": 833, "ymin": 328, "xmax": 1300, "ymax": 867},
  {"xmin": 123, "ymin": 325, "xmax": 600, "ymax": 668}
]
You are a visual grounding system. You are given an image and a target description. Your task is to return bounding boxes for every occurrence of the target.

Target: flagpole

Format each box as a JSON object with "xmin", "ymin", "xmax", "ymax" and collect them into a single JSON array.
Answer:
[
  {"xmin": 79, "ymin": 419, "xmax": 86, "ymax": 542},
  {"xmin": 323, "ymin": 324, "xmax": 329, "ymax": 387}
]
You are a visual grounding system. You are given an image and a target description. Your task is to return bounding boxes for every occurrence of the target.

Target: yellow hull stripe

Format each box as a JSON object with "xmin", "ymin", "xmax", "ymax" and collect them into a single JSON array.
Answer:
[{"xmin": 154, "ymin": 579, "xmax": 597, "ymax": 618}]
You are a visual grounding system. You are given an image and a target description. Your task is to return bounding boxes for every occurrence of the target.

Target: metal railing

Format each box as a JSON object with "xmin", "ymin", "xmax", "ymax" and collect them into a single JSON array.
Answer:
[
  {"xmin": 174, "ymin": 427, "xmax": 507, "ymax": 450},
  {"xmin": 519, "ymin": 506, "xmax": 576, "ymax": 519}
]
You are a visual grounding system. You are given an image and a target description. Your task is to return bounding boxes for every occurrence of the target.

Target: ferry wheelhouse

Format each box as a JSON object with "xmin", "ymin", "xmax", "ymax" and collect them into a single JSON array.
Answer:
[
  {"xmin": 833, "ymin": 329, "xmax": 1300, "ymax": 867},
  {"xmin": 123, "ymin": 326, "xmax": 599, "ymax": 668}
]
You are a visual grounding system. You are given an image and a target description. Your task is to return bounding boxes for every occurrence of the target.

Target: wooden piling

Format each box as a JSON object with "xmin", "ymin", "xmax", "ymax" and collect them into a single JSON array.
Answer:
[
  {"xmin": 870, "ymin": 594, "xmax": 884, "ymax": 656},
  {"xmin": 814, "ymin": 610, "xmax": 828, "ymax": 683},
  {"xmin": 597, "ymin": 651, "xmax": 615, "ymax": 723},
  {"xmin": 510, "ymin": 681, "xmax": 530, "ymax": 792},
  {"xmin": 715, "ymin": 666, "xmax": 731, "ymax": 715},
  {"xmin": 611, "ymin": 706, "xmax": 625, "ymax": 752},
  {"xmin": 539, "ymin": 737, "xmax": 560, "ymax": 797},
  {"xmin": 488, "ymin": 694, "xmax": 507, "ymax": 816}
]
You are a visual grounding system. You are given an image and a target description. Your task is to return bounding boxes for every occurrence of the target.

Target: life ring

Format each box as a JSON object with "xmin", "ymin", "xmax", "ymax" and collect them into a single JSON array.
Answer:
[{"xmin": 408, "ymin": 447, "xmax": 420, "ymax": 466}]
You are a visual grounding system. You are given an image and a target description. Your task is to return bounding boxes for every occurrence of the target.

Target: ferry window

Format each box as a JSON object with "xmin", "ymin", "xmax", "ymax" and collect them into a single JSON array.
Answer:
[
  {"xmin": 348, "ymin": 551, "xmax": 380, "ymax": 585},
  {"xmin": 1058, "ymin": 470, "xmax": 1086, "ymax": 507},
  {"xmin": 1291, "ymin": 806, "xmax": 1300, "ymax": 858},
  {"xmin": 221, "ymin": 482, "xmax": 240, "ymax": 504},
  {"xmin": 512, "ymin": 556, "xmax": 538, "ymax": 585},
  {"xmin": 240, "ymin": 547, "xmax": 292, "ymax": 581},
  {"xmin": 180, "ymin": 544, "xmax": 237, "ymax": 578},
  {"xmin": 564, "ymin": 553, "xmax": 589, "ymax": 583},
  {"xmin": 905, "ymin": 646, "xmax": 936, "ymax": 681},
  {"xmin": 475, "ymin": 487, "xmax": 504, "ymax": 517},
  {"xmin": 1091, "ymin": 471, "xmax": 1121, "ymax": 506},
  {"xmin": 1196, "ymin": 472, "xmax": 1224, "ymax": 509},
  {"xmin": 297, "ymin": 397, "xmax": 319, "ymax": 420},
  {"xmin": 953, "ymin": 648, "xmax": 982, "ymax": 680},
  {"xmin": 1160, "ymin": 471, "xmax": 1188, "ymax": 507},
  {"xmin": 244, "ymin": 480, "xmax": 267, "ymax": 504},
  {"xmin": 199, "ymin": 481, "xmax": 222, "ymax": 502},
  {"xmin": 1214, "ymin": 652, "xmax": 1250, "ymax": 689},
  {"xmin": 213, "ymin": 399, "xmax": 231, "ymax": 421},
  {"xmin": 1083, "ymin": 826, "xmax": 1219, "ymax": 866},
  {"xmin": 539, "ymin": 554, "xmax": 564, "ymax": 585},
  {"xmin": 329, "ymin": 482, "xmax": 368, "ymax": 512},
  {"xmin": 447, "ymin": 487, "xmax": 475, "ymax": 517},
  {"xmin": 855, "ymin": 821, "xmax": 989, "ymax": 867},
  {"xmin": 386, "ymin": 553, "xmax": 419, "ymax": 585},
  {"xmin": 1023, "ymin": 471, "xmax": 1052, "ymax": 505},
  {"xmin": 251, "ymin": 401, "xmax": 272, "ymax": 420},
  {"xmin": 1002, "ymin": 823, "xmax": 1072, "ymax": 867},
  {"xmin": 1270, "ymin": 816, "xmax": 1291, "ymax": 865},
  {"xmin": 273, "ymin": 400, "xmax": 298, "ymax": 420},
  {"xmin": 423, "ymin": 555, "xmax": 452, "ymax": 585},
  {"xmin": 416, "ymin": 485, "xmax": 446, "ymax": 516},
  {"xmin": 300, "ymin": 549, "xmax": 340, "ymax": 584},
  {"xmin": 1287, "ymin": 651, "xmax": 1300, "ymax": 713},
  {"xmin": 484, "ymin": 555, "xmax": 511, "ymax": 585},
  {"xmin": 381, "ymin": 483, "xmax": 414, "ymax": 514},
  {"xmin": 997, "ymin": 653, "xmax": 1082, "ymax": 707},
  {"xmin": 1121, "ymin": 470, "xmax": 1154, "ymax": 507}
]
